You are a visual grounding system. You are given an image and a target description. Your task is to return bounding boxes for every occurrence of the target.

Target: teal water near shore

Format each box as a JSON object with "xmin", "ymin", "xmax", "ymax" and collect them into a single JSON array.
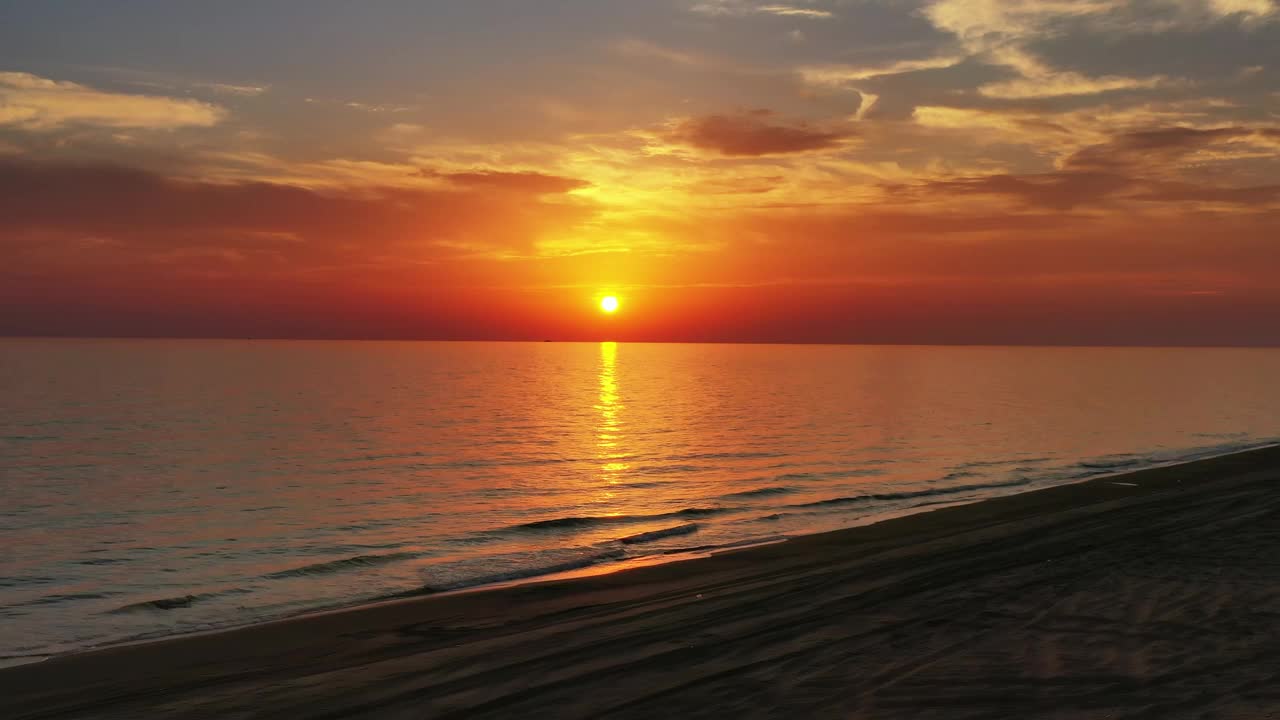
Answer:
[{"xmin": 3, "ymin": 339, "xmax": 1280, "ymax": 662}]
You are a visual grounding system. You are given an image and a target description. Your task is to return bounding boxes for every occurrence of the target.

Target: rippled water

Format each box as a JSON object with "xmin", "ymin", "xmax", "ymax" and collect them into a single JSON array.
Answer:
[{"xmin": 3, "ymin": 339, "xmax": 1280, "ymax": 662}]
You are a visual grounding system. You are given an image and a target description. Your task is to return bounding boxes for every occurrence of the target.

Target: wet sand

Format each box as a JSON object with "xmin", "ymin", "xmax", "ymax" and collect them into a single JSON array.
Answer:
[{"xmin": 5, "ymin": 445, "xmax": 1280, "ymax": 719}]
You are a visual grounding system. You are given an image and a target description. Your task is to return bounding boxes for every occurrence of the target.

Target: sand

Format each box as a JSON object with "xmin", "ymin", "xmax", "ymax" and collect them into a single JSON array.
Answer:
[{"xmin": 5, "ymin": 445, "xmax": 1280, "ymax": 719}]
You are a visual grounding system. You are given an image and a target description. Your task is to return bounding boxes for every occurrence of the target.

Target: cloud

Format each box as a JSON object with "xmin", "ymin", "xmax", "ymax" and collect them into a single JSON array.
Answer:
[
  {"xmin": 909, "ymin": 103, "xmax": 1260, "ymax": 162},
  {"xmin": 1133, "ymin": 180, "xmax": 1280, "ymax": 204},
  {"xmin": 694, "ymin": 175, "xmax": 786, "ymax": 195},
  {"xmin": 904, "ymin": 171, "xmax": 1134, "ymax": 209},
  {"xmin": 690, "ymin": 1, "xmax": 834, "ymax": 18},
  {"xmin": 976, "ymin": 47, "xmax": 1169, "ymax": 98},
  {"xmin": 664, "ymin": 111, "xmax": 854, "ymax": 156},
  {"xmin": 978, "ymin": 74, "xmax": 1165, "ymax": 99},
  {"xmin": 608, "ymin": 38, "xmax": 760, "ymax": 74},
  {"xmin": 0, "ymin": 71, "xmax": 226, "ymax": 130},
  {"xmin": 891, "ymin": 125, "xmax": 1280, "ymax": 210},
  {"xmin": 921, "ymin": 1, "xmax": 1181, "ymax": 99},
  {"xmin": 0, "ymin": 159, "xmax": 595, "ymax": 274},
  {"xmin": 198, "ymin": 82, "xmax": 268, "ymax": 97},
  {"xmin": 912, "ymin": 105, "xmax": 1084, "ymax": 150},
  {"xmin": 344, "ymin": 101, "xmax": 413, "ymax": 113},
  {"xmin": 923, "ymin": 0, "xmax": 1120, "ymax": 45},
  {"xmin": 799, "ymin": 56, "xmax": 965, "ymax": 85},
  {"xmin": 757, "ymin": 5, "xmax": 833, "ymax": 19},
  {"xmin": 422, "ymin": 169, "xmax": 590, "ymax": 194},
  {"xmin": 1063, "ymin": 126, "xmax": 1258, "ymax": 170},
  {"xmin": 1206, "ymin": 0, "xmax": 1278, "ymax": 22},
  {"xmin": 799, "ymin": 55, "xmax": 961, "ymax": 121},
  {"xmin": 978, "ymin": 69, "xmax": 1168, "ymax": 99},
  {"xmin": 0, "ymin": 159, "xmax": 621, "ymax": 341}
]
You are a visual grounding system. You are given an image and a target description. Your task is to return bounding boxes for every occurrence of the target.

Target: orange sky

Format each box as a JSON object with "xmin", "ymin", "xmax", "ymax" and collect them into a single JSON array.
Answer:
[{"xmin": 2, "ymin": 1, "xmax": 1279, "ymax": 344}]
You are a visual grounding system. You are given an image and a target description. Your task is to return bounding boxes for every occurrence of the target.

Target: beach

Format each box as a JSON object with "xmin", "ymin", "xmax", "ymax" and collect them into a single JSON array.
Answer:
[{"xmin": 4, "ymin": 445, "xmax": 1280, "ymax": 718}]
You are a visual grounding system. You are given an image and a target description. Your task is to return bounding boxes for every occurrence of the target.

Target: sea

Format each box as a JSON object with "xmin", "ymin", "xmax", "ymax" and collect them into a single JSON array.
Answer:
[{"xmin": 3, "ymin": 339, "xmax": 1280, "ymax": 665}]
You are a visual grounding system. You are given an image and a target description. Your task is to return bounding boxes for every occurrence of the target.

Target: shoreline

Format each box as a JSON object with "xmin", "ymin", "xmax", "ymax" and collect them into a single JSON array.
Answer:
[
  {"xmin": 1, "ymin": 442, "xmax": 1274, "ymax": 661},
  {"xmin": 5, "ymin": 443, "xmax": 1280, "ymax": 717},
  {"xmin": 6, "ymin": 439, "xmax": 1272, "ymax": 671}
]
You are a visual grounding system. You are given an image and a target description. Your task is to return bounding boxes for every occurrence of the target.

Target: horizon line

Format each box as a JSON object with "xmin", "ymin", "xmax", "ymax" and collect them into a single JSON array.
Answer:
[{"xmin": 5, "ymin": 335, "xmax": 1280, "ymax": 350}]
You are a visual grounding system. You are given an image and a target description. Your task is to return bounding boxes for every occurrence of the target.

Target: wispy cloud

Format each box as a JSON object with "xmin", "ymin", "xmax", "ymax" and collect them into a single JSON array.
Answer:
[
  {"xmin": 343, "ymin": 101, "xmax": 414, "ymax": 113},
  {"xmin": 297, "ymin": 96, "xmax": 416, "ymax": 113},
  {"xmin": 198, "ymin": 82, "xmax": 269, "ymax": 97},
  {"xmin": 800, "ymin": 56, "xmax": 964, "ymax": 85},
  {"xmin": 1207, "ymin": 0, "xmax": 1278, "ymax": 22},
  {"xmin": 690, "ymin": 1, "xmax": 834, "ymax": 19},
  {"xmin": 610, "ymin": 39, "xmax": 738, "ymax": 71},
  {"xmin": 909, "ymin": 102, "xmax": 1258, "ymax": 163},
  {"xmin": 1063, "ymin": 126, "xmax": 1275, "ymax": 171},
  {"xmin": 976, "ymin": 47, "xmax": 1170, "ymax": 99},
  {"xmin": 662, "ymin": 110, "xmax": 854, "ymax": 156},
  {"xmin": 757, "ymin": 5, "xmax": 833, "ymax": 19},
  {"xmin": 0, "ymin": 71, "xmax": 226, "ymax": 130},
  {"xmin": 922, "ymin": 0, "xmax": 1181, "ymax": 99},
  {"xmin": 421, "ymin": 168, "xmax": 590, "ymax": 194}
]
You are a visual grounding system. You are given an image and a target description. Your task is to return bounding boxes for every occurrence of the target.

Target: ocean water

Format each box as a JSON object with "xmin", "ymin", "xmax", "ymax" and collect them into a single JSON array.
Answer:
[{"xmin": 3, "ymin": 339, "xmax": 1280, "ymax": 663}]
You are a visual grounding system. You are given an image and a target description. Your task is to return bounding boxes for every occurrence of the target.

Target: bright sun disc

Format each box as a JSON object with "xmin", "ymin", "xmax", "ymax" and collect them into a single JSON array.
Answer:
[{"xmin": 600, "ymin": 295, "xmax": 620, "ymax": 313}]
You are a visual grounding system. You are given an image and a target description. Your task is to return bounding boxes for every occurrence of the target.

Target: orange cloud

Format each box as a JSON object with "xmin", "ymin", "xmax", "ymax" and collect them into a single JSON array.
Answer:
[
  {"xmin": 422, "ymin": 169, "xmax": 590, "ymax": 194},
  {"xmin": 0, "ymin": 159, "xmax": 595, "ymax": 274},
  {"xmin": 0, "ymin": 71, "xmax": 226, "ymax": 130},
  {"xmin": 1064, "ymin": 126, "xmax": 1258, "ymax": 171},
  {"xmin": 664, "ymin": 111, "xmax": 853, "ymax": 156}
]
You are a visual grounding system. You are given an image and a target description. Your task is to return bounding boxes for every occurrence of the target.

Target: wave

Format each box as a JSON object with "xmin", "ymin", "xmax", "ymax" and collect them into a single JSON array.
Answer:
[
  {"xmin": 426, "ymin": 548, "xmax": 628, "ymax": 592},
  {"xmin": 0, "ymin": 576, "xmax": 57, "ymax": 589},
  {"xmin": 661, "ymin": 535, "xmax": 788, "ymax": 555},
  {"xmin": 1078, "ymin": 456, "xmax": 1145, "ymax": 470},
  {"xmin": 9, "ymin": 591, "xmax": 119, "ymax": 609},
  {"xmin": 661, "ymin": 450, "xmax": 785, "ymax": 462},
  {"xmin": 109, "ymin": 587, "xmax": 250, "ymax": 614},
  {"xmin": 789, "ymin": 478, "xmax": 1033, "ymax": 509},
  {"xmin": 262, "ymin": 551, "xmax": 422, "ymax": 580},
  {"xmin": 0, "ymin": 653, "xmax": 50, "ymax": 665},
  {"xmin": 628, "ymin": 464, "xmax": 714, "ymax": 477},
  {"xmin": 955, "ymin": 456, "xmax": 1053, "ymax": 470},
  {"xmin": 327, "ymin": 453, "xmax": 580, "ymax": 470},
  {"xmin": 1153, "ymin": 439, "xmax": 1277, "ymax": 465},
  {"xmin": 719, "ymin": 486, "xmax": 795, "ymax": 500},
  {"xmin": 512, "ymin": 507, "xmax": 732, "ymax": 531},
  {"xmin": 774, "ymin": 468, "xmax": 886, "ymax": 482},
  {"xmin": 1074, "ymin": 440, "xmax": 1279, "ymax": 476},
  {"xmin": 618, "ymin": 523, "xmax": 698, "ymax": 545}
]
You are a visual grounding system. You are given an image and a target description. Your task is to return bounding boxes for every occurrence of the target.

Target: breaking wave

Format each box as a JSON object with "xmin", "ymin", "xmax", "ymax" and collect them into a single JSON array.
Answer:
[
  {"xmin": 790, "ymin": 478, "xmax": 1034, "ymax": 509},
  {"xmin": 262, "ymin": 552, "xmax": 423, "ymax": 580},
  {"xmin": 110, "ymin": 588, "xmax": 251, "ymax": 614},
  {"xmin": 618, "ymin": 523, "xmax": 699, "ymax": 545},
  {"xmin": 719, "ymin": 486, "xmax": 796, "ymax": 500},
  {"xmin": 512, "ymin": 507, "xmax": 732, "ymax": 531}
]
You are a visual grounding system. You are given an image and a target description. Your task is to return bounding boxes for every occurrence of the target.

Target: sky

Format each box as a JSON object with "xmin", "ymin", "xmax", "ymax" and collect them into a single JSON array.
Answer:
[{"xmin": 2, "ymin": 0, "xmax": 1279, "ymax": 344}]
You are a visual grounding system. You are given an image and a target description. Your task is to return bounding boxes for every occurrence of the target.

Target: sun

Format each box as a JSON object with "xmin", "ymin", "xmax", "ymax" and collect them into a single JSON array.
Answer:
[{"xmin": 599, "ymin": 295, "xmax": 620, "ymax": 314}]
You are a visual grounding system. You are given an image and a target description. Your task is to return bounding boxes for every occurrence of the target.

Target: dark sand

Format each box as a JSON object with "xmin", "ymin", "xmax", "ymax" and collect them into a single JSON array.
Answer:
[{"xmin": 5, "ymin": 446, "xmax": 1280, "ymax": 719}]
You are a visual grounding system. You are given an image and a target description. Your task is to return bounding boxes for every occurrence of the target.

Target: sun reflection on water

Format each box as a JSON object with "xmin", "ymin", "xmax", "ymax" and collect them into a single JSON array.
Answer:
[{"xmin": 596, "ymin": 341, "xmax": 630, "ymax": 486}]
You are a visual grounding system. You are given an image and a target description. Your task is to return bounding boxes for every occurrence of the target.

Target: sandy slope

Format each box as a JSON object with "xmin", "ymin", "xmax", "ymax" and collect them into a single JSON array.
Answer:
[{"xmin": 4, "ymin": 446, "xmax": 1280, "ymax": 719}]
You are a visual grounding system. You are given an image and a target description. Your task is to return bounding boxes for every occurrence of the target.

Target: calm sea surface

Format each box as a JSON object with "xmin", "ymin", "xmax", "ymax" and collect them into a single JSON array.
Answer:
[{"xmin": 3, "ymin": 339, "xmax": 1280, "ymax": 663}]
